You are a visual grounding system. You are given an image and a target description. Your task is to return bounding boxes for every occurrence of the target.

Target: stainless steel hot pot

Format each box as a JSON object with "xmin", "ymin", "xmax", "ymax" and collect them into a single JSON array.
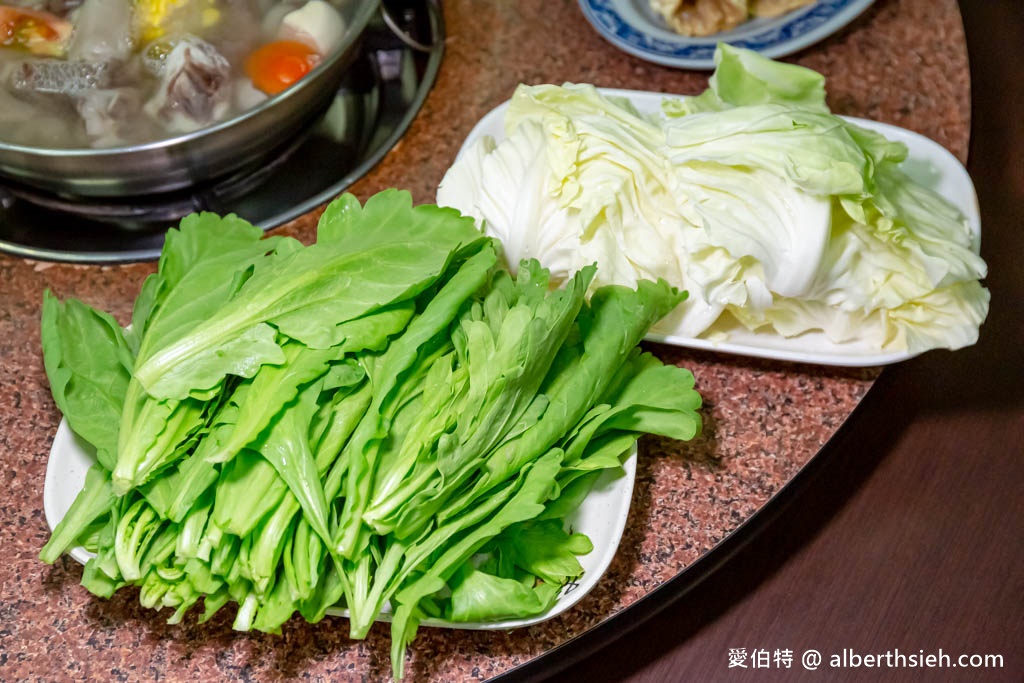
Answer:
[{"xmin": 0, "ymin": 0, "xmax": 381, "ymax": 198}]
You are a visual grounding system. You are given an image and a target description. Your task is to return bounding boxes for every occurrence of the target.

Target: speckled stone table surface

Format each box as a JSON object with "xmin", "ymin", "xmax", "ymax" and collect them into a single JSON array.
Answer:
[{"xmin": 0, "ymin": 0, "xmax": 969, "ymax": 681}]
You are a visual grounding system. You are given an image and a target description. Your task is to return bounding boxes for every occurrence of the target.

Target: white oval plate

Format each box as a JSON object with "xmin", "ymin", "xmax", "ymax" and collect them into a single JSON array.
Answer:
[
  {"xmin": 44, "ymin": 420, "xmax": 636, "ymax": 630},
  {"xmin": 450, "ymin": 88, "xmax": 981, "ymax": 367},
  {"xmin": 578, "ymin": 0, "xmax": 875, "ymax": 69}
]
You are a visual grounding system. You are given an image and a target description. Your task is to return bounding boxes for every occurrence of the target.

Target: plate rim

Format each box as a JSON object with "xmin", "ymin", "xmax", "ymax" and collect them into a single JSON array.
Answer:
[{"xmin": 577, "ymin": 0, "xmax": 876, "ymax": 69}]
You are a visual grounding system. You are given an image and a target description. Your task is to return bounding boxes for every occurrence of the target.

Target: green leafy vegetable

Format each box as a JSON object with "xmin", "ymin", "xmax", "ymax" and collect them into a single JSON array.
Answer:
[
  {"xmin": 41, "ymin": 294, "xmax": 134, "ymax": 471},
  {"xmin": 39, "ymin": 190, "xmax": 702, "ymax": 679}
]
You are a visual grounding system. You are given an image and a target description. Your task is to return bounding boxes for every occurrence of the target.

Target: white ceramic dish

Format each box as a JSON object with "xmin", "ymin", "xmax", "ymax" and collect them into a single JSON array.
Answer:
[
  {"xmin": 577, "ymin": 0, "xmax": 875, "ymax": 69},
  {"xmin": 453, "ymin": 88, "xmax": 981, "ymax": 367},
  {"xmin": 43, "ymin": 419, "xmax": 636, "ymax": 629}
]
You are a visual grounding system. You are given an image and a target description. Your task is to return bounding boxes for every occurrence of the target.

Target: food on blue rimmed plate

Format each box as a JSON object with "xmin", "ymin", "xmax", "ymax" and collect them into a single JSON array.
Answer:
[
  {"xmin": 38, "ymin": 189, "xmax": 703, "ymax": 680},
  {"xmin": 649, "ymin": 0, "xmax": 817, "ymax": 37},
  {"xmin": 436, "ymin": 44, "xmax": 989, "ymax": 358}
]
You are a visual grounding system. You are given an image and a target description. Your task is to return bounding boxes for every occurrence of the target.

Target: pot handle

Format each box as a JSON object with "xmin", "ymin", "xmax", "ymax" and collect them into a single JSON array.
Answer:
[{"xmin": 380, "ymin": 0, "xmax": 439, "ymax": 53}]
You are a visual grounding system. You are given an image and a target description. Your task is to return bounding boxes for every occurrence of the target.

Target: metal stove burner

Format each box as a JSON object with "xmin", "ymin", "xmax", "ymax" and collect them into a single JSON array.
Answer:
[{"xmin": 0, "ymin": 0, "xmax": 444, "ymax": 263}]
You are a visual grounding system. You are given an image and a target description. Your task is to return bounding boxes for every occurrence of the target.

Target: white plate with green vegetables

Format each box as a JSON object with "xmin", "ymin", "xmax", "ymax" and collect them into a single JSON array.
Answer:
[
  {"xmin": 38, "ymin": 189, "xmax": 702, "ymax": 682},
  {"xmin": 439, "ymin": 46, "xmax": 987, "ymax": 367},
  {"xmin": 43, "ymin": 421, "xmax": 638, "ymax": 629}
]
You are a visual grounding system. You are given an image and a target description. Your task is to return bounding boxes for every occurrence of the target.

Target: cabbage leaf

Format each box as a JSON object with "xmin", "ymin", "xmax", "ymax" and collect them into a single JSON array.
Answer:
[{"xmin": 437, "ymin": 44, "xmax": 990, "ymax": 355}]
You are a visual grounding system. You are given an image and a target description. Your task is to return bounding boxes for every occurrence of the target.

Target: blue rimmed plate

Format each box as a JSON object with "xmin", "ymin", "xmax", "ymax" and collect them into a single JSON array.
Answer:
[{"xmin": 578, "ymin": 0, "xmax": 875, "ymax": 69}]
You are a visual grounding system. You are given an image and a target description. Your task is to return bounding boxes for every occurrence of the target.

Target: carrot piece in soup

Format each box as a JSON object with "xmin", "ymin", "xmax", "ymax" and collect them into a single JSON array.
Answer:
[{"xmin": 245, "ymin": 40, "xmax": 321, "ymax": 95}]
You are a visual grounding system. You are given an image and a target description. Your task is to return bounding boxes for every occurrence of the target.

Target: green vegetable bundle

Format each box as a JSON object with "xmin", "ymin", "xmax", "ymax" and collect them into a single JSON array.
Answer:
[{"xmin": 39, "ymin": 190, "xmax": 702, "ymax": 679}]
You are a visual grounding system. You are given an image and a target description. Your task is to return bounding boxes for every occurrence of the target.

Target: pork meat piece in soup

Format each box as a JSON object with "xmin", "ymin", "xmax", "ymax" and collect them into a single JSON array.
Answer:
[
  {"xmin": 11, "ymin": 58, "xmax": 112, "ymax": 93},
  {"xmin": 66, "ymin": 0, "xmax": 134, "ymax": 62},
  {"xmin": 76, "ymin": 87, "xmax": 145, "ymax": 146},
  {"xmin": 144, "ymin": 36, "xmax": 231, "ymax": 133}
]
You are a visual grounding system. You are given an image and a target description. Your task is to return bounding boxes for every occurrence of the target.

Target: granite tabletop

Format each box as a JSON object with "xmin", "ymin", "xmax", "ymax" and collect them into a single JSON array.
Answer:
[{"xmin": 0, "ymin": 0, "xmax": 970, "ymax": 681}]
